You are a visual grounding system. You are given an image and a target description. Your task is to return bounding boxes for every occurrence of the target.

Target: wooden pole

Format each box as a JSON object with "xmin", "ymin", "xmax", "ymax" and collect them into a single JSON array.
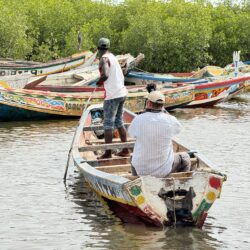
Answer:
[{"xmin": 63, "ymin": 87, "xmax": 97, "ymax": 182}]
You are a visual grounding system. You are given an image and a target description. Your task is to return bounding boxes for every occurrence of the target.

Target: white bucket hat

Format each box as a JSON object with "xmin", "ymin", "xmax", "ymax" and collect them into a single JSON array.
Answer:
[{"xmin": 146, "ymin": 91, "xmax": 165, "ymax": 104}]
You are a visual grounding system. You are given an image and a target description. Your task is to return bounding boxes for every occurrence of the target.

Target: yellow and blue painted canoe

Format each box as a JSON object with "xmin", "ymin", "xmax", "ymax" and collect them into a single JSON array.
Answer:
[{"xmin": 0, "ymin": 85, "xmax": 194, "ymax": 121}]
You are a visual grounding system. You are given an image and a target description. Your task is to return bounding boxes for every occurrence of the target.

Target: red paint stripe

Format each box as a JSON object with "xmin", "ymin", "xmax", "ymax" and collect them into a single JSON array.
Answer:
[
  {"xmin": 194, "ymin": 76, "xmax": 250, "ymax": 89},
  {"xmin": 104, "ymin": 198, "xmax": 163, "ymax": 227}
]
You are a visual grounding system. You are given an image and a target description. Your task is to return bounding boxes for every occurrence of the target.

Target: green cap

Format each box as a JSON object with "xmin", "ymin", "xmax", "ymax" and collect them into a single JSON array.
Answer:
[{"xmin": 98, "ymin": 38, "xmax": 110, "ymax": 50}]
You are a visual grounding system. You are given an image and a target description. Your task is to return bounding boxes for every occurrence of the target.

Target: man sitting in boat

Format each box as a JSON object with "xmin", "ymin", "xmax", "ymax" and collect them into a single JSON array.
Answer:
[
  {"xmin": 96, "ymin": 37, "xmax": 129, "ymax": 159},
  {"xmin": 128, "ymin": 91, "xmax": 191, "ymax": 177}
]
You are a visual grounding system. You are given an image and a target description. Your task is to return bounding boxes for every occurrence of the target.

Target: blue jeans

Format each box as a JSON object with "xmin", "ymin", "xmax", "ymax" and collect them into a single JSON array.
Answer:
[{"xmin": 103, "ymin": 96, "xmax": 126, "ymax": 130}]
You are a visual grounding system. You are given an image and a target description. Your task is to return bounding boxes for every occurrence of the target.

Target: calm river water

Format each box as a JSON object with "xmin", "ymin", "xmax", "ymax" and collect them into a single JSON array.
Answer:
[{"xmin": 0, "ymin": 92, "xmax": 249, "ymax": 250}]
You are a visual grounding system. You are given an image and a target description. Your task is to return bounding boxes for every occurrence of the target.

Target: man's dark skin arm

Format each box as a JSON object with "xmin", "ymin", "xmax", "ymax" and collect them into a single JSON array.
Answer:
[{"xmin": 96, "ymin": 57, "xmax": 110, "ymax": 87}]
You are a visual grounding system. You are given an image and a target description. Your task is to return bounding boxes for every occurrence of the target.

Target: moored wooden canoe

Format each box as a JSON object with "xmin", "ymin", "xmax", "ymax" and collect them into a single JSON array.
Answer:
[
  {"xmin": 0, "ymin": 51, "xmax": 93, "ymax": 77},
  {"xmin": 185, "ymin": 75, "xmax": 250, "ymax": 108},
  {"xmin": 0, "ymin": 85, "xmax": 194, "ymax": 121},
  {"xmin": 0, "ymin": 53, "xmax": 144, "ymax": 92},
  {"xmin": 125, "ymin": 70, "xmax": 250, "ymax": 108},
  {"xmin": 71, "ymin": 103, "xmax": 226, "ymax": 228},
  {"xmin": 125, "ymin": 71, "xmax": 200, "ymax": 84}
]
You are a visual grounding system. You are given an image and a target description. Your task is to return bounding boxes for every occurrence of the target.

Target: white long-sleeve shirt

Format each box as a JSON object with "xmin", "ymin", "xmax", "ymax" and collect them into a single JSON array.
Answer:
[{"xmin": 128, "ymin": 111, "xmax": 182, "ymax": 177}]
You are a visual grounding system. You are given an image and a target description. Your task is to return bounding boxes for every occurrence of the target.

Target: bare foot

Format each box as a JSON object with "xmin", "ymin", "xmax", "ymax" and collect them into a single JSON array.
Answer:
[
  {"xmin": 115, "ymin": 149, "xmax": 130, "ymax": 157},
  {"xmin": 97, "ymin": 152, "xmax": 112, "ymax": 159}
]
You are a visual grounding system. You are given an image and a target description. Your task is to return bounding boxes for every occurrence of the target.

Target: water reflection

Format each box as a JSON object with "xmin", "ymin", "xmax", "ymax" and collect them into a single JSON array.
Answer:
[
  {"xmin": 67, "ymin": 174, "xmax": 145, "ymax": 249},
  {"xmin": 0, "ymin": 119, "xmax": 78, "ymax": 131},
  {"xmin": 173, "ymin": 92, "xmax": 250, "ymax": 120},
  {"xmin": 67, "ymin": 174, "xmax": 121, "ymax": 225},
  {"xmin": 67, "ymin": 173, "xmax": 223, "ymax": 250},
  {"xmin": 174, "ymin": 105, "xmax": 249, "ymax": 121},
  {"xmin": 0, "ymin": 92, "xmax": 249, "ymax": 249}
]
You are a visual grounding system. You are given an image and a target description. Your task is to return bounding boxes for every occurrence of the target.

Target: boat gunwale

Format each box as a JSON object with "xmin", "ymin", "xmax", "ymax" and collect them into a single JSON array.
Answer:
[
  {"xmin": 0, "ymin": 52, "xmax": 91, "ymax": 70},
  {"xmin": 72, "ymin": 104, "xmax": 133, "ymax": 183},
  {"xmin": 193, "ymin": 75, "xmax": 250, "ymax": 89},
  {"xmin": 72, "ymin": 104, "xmax": 226, "ymax": 183}
]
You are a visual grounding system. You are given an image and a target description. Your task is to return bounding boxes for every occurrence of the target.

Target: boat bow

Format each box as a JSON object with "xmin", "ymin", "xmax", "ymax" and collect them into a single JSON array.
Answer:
[{"xmin": 124, "ymin": 170, "xmax": 226, "ymax": 227}]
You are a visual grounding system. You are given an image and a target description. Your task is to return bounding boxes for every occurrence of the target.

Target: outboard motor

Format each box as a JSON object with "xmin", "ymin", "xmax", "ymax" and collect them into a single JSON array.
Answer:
[
  {"xmin": 91, "ymin": 110, "xmax": 104, "ymax": 139},
  {"xmin": 158, "ymin": 187, "xmax": 196, "ymax": 226}
]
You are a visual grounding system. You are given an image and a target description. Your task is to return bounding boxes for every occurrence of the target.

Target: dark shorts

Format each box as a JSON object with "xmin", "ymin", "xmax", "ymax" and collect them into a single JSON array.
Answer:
[
  {"xmin": 171, "ymin": 152, "xmax": 191, "ymax": 173},
  {"xmin": 103, "ymin": 96, "xmax": 126, "ymax": 130}
]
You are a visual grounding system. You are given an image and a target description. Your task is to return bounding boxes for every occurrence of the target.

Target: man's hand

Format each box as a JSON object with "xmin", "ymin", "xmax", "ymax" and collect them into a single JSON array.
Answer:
[
  {"xmin": 96, "ymin": 80, "xmax": 103, "ymax": 87},
  {"xmin": 146, "ymin": 83, "xmax": 157, "ymax": 93}
]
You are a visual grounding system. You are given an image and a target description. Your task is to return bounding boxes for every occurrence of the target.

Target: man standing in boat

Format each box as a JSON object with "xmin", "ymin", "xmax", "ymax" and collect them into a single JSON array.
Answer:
[
  {"xmin": 96, "ymin": 37, "xmax": 129, "ymax": 159},
  {"xmin": 128, "ymin": 91, "xmax": 191, "ymax": 177}
]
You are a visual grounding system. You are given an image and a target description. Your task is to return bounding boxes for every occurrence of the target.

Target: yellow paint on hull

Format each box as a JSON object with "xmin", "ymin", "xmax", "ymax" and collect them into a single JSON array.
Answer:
[
  {"xmin": 86, "ymin": 181, "xmax": 137, "ymax": 207},
  {"xmin": 37, "ymin": 61, "xmax": 85, "ymax": 76}
]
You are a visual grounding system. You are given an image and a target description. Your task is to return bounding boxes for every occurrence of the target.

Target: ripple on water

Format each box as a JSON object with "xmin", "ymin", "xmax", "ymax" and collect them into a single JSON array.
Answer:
[{"xmin": 0, "ymin": 93, "xmax": 250, "ymax": 249}]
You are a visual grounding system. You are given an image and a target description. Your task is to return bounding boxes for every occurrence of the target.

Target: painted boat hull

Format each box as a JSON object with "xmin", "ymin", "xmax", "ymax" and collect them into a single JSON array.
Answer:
[
  {"xmin": 125, "ymin": 70, "xmax": 250, "ymax": 108},
  {"xmin": 0, "ymin": 51, "xmax": 93, "ymax": 77},
  {"xmin": 72, "ymin": 104, "xmax": 226, "ymax": 228},
  {"xmin": 104, "ymin": 198, "xmax": 163, "ymax": 226},
  {"xmin": 0, "ymin": 85, "xmax": 194, "ymax": 121},
  {"xmin": 0, "ymin": 88, "xmax": 103, "ymax": 121},
  {"xmin": 3, "ymin": 54, "xmax": 143, "ymax": 92},
  {"xmin": 125, "ymin": 71, "xmax": 200, "ymax": 84},
  {"xmin": 185, "ymin": 93, "xmax": 227, "ymax": 108},
  {"xmin": 0, "ymin": 73, "xmax": 33, "ymax": 89},
  {"xmin": 186, "ymin": 76, "xmax": 250, "ymax": 107},
  {"xmin": 0, "ymin": 104, "xmax": 69, "ymax": 121}
]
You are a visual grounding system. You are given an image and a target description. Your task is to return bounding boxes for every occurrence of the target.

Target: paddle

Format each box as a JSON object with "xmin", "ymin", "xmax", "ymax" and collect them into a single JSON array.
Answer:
[{"xmin": 63, "ymin": 87, "xmax": 97, "ymax": 182}]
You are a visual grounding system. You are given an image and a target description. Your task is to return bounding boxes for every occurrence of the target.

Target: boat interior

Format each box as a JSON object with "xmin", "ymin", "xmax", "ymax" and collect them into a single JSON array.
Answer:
[
  {"xmin": 78, "ymin": 108, "xmax": 203, "ymax": 180},
  {"xmin": 39, "ymin": 70, "xmax": 99, "ymax": 87}
]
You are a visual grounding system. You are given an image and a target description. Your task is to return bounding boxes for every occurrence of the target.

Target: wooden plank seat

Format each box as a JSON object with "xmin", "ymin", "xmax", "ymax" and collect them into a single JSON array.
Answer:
[
  {"xmin": 86, "ymin": 137, "xmax": 135, "ymax": 145},
  {"xmin": 79, "ymin": 142, "xmax": 135, "ymax": 152},
  {"xmin": 83, "ymin": 123, "xmax": 131, "ymax": 131},
  {"xmin": 95, "ymin": 160, "xmax": 198, "ymax": 177},
  {"xmin": 81, "ymin": 156, "xmax": 131, "ymax": 167},
  {"xmin": 95, "ymin": 164, "xmax": 131, "ymax": 173}
]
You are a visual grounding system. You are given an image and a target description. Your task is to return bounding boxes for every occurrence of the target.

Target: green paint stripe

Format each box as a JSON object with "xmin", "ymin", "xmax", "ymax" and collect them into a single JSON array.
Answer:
[{"xmin": 192, "ymin": 199, "xmax": 213, "ymax": 221}]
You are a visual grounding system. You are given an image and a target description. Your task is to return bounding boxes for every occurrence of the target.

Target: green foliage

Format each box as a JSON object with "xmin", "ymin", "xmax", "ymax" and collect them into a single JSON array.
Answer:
[
  {"xmin": 1, "ymin": 0, "xmax": 250, "ymax": 71},
  {"xmin": 0, "ymin": 1, "xmax": 34, "ymax": 59},
  {"xmin": 209, "ymin": 5, "xmax": 243, "ymax": 66},
  {"xmin": 65, "ymin": 17, "xmax": 115, "ymax": 55},
  {"xmin": 121, "ymin": 0, "xmax": 212, "ymax": 72}
]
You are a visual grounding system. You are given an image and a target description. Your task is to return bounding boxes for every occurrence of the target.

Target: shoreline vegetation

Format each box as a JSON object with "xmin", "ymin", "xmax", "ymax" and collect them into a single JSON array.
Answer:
[{"xmin": 1, "ymin": 0, "xmax": 250, "ymax": 72}]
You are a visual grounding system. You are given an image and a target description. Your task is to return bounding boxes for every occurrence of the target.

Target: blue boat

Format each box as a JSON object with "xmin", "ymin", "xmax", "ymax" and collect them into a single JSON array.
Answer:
[{"xmin": 125, "ymin": 71, "xmax": 201, "ymax": 84}]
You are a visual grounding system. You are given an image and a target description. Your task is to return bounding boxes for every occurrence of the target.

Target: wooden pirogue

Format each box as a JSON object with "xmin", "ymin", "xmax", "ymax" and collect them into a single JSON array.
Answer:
[
  {"xmin": 0, "ymin": 51, "xmax": 93, "ymax": 77},
  {"xmin": 72, "ymin": 103, "xmax": 226, "ymax": 228},
  {"xmin": 126, "ymin": 71, "xmax": 250, "ymax": 107},
  {"xmin": 0, "ymin": 85, "xmax": 193, "ymax": 121}
]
